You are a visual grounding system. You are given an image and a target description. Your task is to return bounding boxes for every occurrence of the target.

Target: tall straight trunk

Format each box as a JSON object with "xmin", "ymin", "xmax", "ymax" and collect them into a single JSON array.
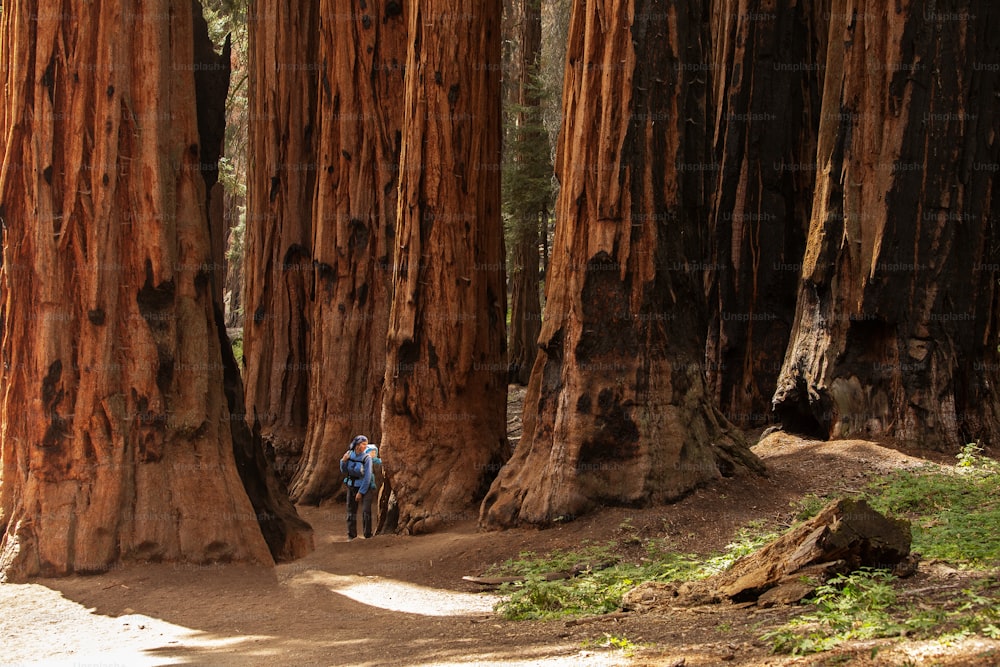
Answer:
[
  {"xmin": 289, "ymin": 0, "xmax": 407, "ymax": 505},
  {"xmin": 507, "ymin": 222, "xmax": 543, "ymax": 384},
  {"xmin": 481, "ymin": 0, "xmax": 762, "ymax": 529},
  {"xmin": 382, "ymin": 0, "xmax": 508, "ymax": 534},
  {"xmin": 243, "ymin": 1, "xmax": 318, "ymax": 480},
  {"xmin": 223, "ymin": 191, "xmax": 245, "ymax": 329},
  {"xmin": 704, "ymin": 0, "xmax": 825, "ymax": 427},
  {"xmin": 507, "ymin": 0, "xmax": 546, "ymax": 386},
  {"xmin": 0, "ymin": 0, "xmax": 304, "ymax": 581},
  {"xmin": 773, "ymin": 1, "xmax": 1000, "ymax": 449}
]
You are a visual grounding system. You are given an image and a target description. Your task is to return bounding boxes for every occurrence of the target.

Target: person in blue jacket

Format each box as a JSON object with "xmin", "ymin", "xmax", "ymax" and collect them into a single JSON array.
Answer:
[{"xmin": 340, "ymin": 435, "xmax": 375, "ymax": 540}]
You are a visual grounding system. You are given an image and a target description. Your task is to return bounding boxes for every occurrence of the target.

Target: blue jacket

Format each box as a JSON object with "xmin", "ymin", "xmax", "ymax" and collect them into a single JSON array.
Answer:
[{"xmin": 341, "ymin": 450, "xmax": 374, "ymax": 495}]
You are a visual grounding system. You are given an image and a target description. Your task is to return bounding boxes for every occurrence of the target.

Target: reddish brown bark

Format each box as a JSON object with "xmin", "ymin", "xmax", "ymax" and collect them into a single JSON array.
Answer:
[
  {"xmin": 288, "ymin": 0, "xmax": 407, "ymax": 505},
  {"xmin": 481, "ymin": 0, "xmax": 762, "ymax": 529},
  {"xmin": 242, "ymin": 1, "xmax": 318, "ymax": 479},
  {"xmin": 381, "ymin": 0, "xmax": 509, "ymax": 534},
  {"xmin": 773, "ymin": 1, "xmax": 1000, "ymax": 449},
  {"xmin": 0, "ymin": 0, "xmax": 305, "ymax": 581}
]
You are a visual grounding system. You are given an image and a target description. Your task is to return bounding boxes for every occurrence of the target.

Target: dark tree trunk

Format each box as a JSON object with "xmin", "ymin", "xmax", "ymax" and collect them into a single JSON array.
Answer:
[
  {"xmin": 243, "ymin": 1, "xmax": 318, "ymax": 480},
  {"xmin": 704, "ymin": 0, "xmax": 825, "ymax": 427},
  {"xmin": 506, "ymin": 0, "xmax": 546, "ymax": 386},
  {"xmin": 288, "ymin": 0, "xmax": 407, "ymax": 506},
  {"xmin": 481, "ymin": 0, "xmax": 762, "ymax": 529},
  {"xmin": 507, "ymin": 225, "xmax": 543, "ymax": 385},
  {"xmin": 0, "ymin": 0, "xmax": 311, "ymax": 581},
  {"xmin": 381, "ymin": 0, "xmax": 509, "ymax": 534},
  {"xmin": 773, "ymin": 1, "xmax": 1000, "ymax": 450}
]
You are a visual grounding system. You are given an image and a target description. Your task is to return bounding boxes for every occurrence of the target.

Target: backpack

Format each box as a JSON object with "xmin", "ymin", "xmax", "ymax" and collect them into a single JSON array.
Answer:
[
  {"xmin": 344, "ymin": 451, "xmax": 368, "ymax": 481},
  {"xmin": 344, "ymin": 444, "xmax": 382, "ymax": 490}
]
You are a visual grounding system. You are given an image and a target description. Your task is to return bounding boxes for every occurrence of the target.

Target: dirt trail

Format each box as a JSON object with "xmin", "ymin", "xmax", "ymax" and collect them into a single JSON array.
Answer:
[{"xmin": 2, "ymin": 433, "xmax": 998, "ymax": 666}]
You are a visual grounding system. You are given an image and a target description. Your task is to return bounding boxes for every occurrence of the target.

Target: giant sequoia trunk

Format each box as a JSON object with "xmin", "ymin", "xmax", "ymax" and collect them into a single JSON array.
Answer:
[
  {"xmin": 288, "ymin": 0, "xmax": 407, "ymax": 505},
  {"xmin": 704, "ymin": 0, "xmax": 825, "ymax": 427},
  {"xmin": 381, "ymin": 0, "xmax": 508, "ymax": 534},
  {"xmin": 0, "ymin": 0, "xmax": 309, "ymax": 581},
  {"xmin": 243, "ymin": 1, "xmax": 318, "ymax": 480},
  {"xmin": 481, "ymin": 0, "xmax": 762, "ymax": 529},
  {"xmin": 773, "ymin": 1, "xmax": 1000, "ymax": 449},
  {"xmin": 505, "ymin": 0, "xmax": 547, "ymax": 386}
]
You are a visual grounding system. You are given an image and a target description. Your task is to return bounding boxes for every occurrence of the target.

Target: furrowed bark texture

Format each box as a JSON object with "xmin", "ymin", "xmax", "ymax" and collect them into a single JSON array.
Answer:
[
  {"xmin": 243, "ymin": 0, "xmax": 318, "ymax": 480},
  {"xmin": 382, "ymin": 0, "xmax": 508, "ymax": 534},
  {"xmin": 481, "ymin": 0, "xmax": 762, "ymax": 529},
  {"xmin": 705, "ymin": 0, "xmax": 826, "ymax": 427},
  {"xmin": 773, "ymin": 1, "xmax": 1000, "ymax": 449},
  {"xmin": 289, "ymin": 0, "xmax": 407, "ymax": 505},
  {"xmin": 0, "ymin": 0, "xmax": 276, "ymax": 580}
]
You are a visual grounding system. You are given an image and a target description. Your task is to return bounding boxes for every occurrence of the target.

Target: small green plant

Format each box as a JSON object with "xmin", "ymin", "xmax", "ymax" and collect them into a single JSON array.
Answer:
[
  {"xmin": 956, "ymin": 441, "xmax": 999, "ymax": 473},
  {"xmin": 764, "ymin": 558, "xmax": 1000, "ymax": 654},
  {"xmin": 617, "ymin": 517, "xmax": 642, "ymax": 545},
  {"xmin": 794, "ymin": 493, "xmax": 831, "ymax": 522},
  {"xmin": 231, "ymin": 335, "xmax": 244, "ymax": 364},
  {"xmin": 582, "ymin": 633, "xmax": 642, "ymax": 657},
  {"xmin": 699, "ymin": 520, "xmax": 778, "ymax": 576},
  {"xmin": 762, "ymin": 569, "xmax": 904, "ymax": 655}
]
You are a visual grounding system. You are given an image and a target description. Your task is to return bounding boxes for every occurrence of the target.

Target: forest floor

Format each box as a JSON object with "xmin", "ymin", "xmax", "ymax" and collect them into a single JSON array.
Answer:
[{"xmin": 2, "ymin": 388, "xmax": 999, "ymax": 666}]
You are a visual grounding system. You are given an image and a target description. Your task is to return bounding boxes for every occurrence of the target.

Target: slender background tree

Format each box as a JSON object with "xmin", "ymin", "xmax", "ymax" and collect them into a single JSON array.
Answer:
[{"xmin": 503, "ymin": 0, "xmax": 551, "ymax": 386}]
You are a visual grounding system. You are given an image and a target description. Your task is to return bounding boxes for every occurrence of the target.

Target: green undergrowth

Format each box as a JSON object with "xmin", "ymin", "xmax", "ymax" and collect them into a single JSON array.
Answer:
[
  {"xmin": 490, "ymin": 442, "xmax": 1000, "ymax": 661},
  {"xmin": 864, "ymin": 443, "xmax": 1000, "ymax": 567},
  {"xmin": 490, "ymin": 523, "xmax": 779, "ymax": 621},
  {"xmin": 490, "ymin": 541, "xmax": 693, "ymax": 620},
  {"xmin": 793, "ymin": 443, "xmax": 1000, "ymax": 567},
  {"xmin": 764, "ymin": 443, "xmax": 1000, "ymax": 655},
  {"xmin": 762, "ymin": 569, "xmax": 1000, "ymax": 655}
]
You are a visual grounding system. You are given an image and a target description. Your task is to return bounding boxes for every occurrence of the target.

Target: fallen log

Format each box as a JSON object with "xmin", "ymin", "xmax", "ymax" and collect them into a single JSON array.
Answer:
[
  {"xmin": 623, "ymin": 498, "xmax": 911, "ymax": 611},
  {"xmin": 464, "ymin": 560, "xmax": 616, "ymax": 589},
  {"xmin": 462, "ymin": 571, "xmax": 571, "ymax": 587}
]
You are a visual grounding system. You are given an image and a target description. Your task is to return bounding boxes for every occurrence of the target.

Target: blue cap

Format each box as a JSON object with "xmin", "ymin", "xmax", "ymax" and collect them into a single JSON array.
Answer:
[{"xmin": 350, "ymin": 435, "xmax": 369, "ymax": 448}]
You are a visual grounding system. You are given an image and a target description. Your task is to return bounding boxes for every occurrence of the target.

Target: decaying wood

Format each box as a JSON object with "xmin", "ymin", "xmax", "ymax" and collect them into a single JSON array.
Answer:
[
  {"xmin": 463, "ymin": 559, "xmax": 616, "ymax": 589},
  {"xmin": 462, "ymin": 572, "xmax": 571, "ymax": 587},
  {"xmin": 563, "ymin": 611, "xmax": 631, "ymax": 627},
  {"xmin": 622, "ymin": 499, "xmax": 911, "ymax": 612}
]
